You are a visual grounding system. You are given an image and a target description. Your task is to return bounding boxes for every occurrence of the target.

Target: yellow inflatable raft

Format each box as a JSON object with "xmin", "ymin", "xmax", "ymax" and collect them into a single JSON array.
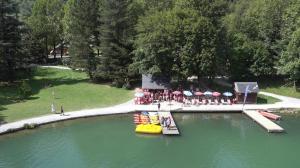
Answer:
[{"xmin": 135, "ymin": 124, "xmax": 162, "ymax": 134}]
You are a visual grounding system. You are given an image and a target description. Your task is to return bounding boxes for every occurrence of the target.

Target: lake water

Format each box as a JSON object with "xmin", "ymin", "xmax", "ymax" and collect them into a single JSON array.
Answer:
[{"xmin": 0, "ymin": 113, "xmax": 300, "ymax": 168}]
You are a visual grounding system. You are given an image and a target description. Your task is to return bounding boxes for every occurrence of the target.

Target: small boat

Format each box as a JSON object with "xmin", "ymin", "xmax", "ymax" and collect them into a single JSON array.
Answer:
[
  {"xmin": 148, "ymin": 112, "xmax": 160, "ymax": 124},
  {"xmin": 135, "ymin": 124, "xmax": 162, "ymax": 134},
  {"xmin": 140, "ymin": 114, "xmax": 150, "ymax": 124},
  {"xmin": 259, "ymin": 110, "xmax": 281, "ymax": 120},
  {"xmin": 133, "ymin": 113, "xmax": 142, "ymax": 124}
]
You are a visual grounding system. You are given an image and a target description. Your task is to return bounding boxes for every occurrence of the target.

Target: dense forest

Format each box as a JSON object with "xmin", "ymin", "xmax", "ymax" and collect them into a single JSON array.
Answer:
[{"xmin": 0, "ymin": 0, "xmax": 299, "ymax": 88}]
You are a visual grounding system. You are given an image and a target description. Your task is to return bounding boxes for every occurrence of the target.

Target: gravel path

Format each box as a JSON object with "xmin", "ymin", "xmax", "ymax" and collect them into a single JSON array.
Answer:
[
  {"xmin": 39, "ymin": 65, "xmax": 71, "ymax": 70},
  {"xmin": 259, "ymin": 91, "xmax": 300, "ymax": 108}
]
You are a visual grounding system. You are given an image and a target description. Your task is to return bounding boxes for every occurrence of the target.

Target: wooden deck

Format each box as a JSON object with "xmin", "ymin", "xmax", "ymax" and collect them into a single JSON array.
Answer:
[
  {"xmin": 243, "ymin": 110, "xmax": 284, "ymax": 133},
  {"xmin": 158, "ymin": 111, "xmax": 180, "ymax": 135}
]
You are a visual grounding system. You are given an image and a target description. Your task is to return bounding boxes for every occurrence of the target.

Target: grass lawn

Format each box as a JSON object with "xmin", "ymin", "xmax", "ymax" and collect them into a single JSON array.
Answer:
[
  {"xmin": 257, "ymin": 94, "xmax": 280, "ymax": 104},
  {"xmin": 0, "ymin": 67, "xmax": 133, "ymax": 122},
  {"xmin": 260, "ymin": 85, "xmax": 300, "ymax": 99}
]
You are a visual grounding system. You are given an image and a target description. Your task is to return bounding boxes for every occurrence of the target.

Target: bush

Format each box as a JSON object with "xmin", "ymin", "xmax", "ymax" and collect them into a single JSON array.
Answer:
[
  {"xmin": 122, "ymin": 82, "xmax": 131, "ymax": 90},
  {"xmin": 24, "ymin": 123, "xmax": 38, "ymax": 129},
  {"xmin": 112, "ymin": 79, "xmax": 123, "ymax": 88},
  {"xmin": 62, "ymin": 57, "xmax": 71, "ymax": 66},
  {"xmin": 19, "ymin": 80, "xmax": 32, "ymax": 99}
]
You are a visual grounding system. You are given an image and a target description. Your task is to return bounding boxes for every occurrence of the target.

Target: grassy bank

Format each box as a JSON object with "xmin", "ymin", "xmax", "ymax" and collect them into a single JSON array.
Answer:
[
  {"xmin": 260, "ymin": 85, "xmax": 300, "ymax": 99},
  {"xmin": 257, "ymin": 94, "xmax": 280, "ymax": 104},
  {"xmin": 0, "ymin": 67, "xmax": 133, "ymax": 122}
]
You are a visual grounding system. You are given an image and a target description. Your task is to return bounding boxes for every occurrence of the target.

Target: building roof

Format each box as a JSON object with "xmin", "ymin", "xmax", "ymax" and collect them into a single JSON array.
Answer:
[
  {"xmin": 142, "ymin": 74, "xmax": 170, "ymax": 90},
  {"xmin": 234, "ymin": 82, "xmax": 259, "ymax": 93}
]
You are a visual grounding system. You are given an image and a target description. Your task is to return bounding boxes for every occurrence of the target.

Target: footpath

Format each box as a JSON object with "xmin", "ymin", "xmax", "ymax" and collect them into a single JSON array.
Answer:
[{"xmin": 1, "ymin": 91, "xmax": 300, "ymax": 135}]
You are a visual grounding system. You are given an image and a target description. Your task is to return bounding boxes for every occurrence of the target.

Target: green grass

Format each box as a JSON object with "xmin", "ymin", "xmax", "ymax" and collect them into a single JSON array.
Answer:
[
  {"xmin": 257, "ymin": 94, "xmax": 280, "ymax": 104},
  {"xmin": 260, "ymin": 85, "xmax": 300, "ymax": 99},
  {"xmin": 0, "ymin": 67, "xmax": 133, "ymax": 122}
]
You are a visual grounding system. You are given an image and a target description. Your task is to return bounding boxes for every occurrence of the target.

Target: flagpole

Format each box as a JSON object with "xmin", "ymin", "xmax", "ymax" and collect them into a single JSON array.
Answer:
[{"xmin": 242, "ymin": 85, "xmax": 249, "ymax": 111}]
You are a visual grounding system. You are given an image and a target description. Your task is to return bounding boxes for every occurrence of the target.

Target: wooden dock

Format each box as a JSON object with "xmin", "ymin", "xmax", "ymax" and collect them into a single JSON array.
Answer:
[
  {"xmin": 243, "ymin": 110, "xmax": 284, "ymax": 133},
  {"xmin": 158, "ymin": 111, "xmax": 180, "ymax": 135}
]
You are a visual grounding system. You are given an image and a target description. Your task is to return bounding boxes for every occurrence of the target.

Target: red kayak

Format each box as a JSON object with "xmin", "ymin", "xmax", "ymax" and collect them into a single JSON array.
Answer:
[{"xmin": 259, "ymin": 110, "xmax": 281, "ymax": 120}]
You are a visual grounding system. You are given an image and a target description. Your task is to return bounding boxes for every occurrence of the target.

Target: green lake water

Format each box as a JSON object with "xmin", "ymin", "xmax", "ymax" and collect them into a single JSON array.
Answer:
[{"xmin": 1, "ymin": 113, "xmax": 300, "ymax": 168}]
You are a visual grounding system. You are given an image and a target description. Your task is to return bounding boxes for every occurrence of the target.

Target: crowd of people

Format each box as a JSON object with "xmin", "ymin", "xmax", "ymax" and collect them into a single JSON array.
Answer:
[{"xmin": 134, "ymin": 89, "xmax": 234, "ymax": 105}]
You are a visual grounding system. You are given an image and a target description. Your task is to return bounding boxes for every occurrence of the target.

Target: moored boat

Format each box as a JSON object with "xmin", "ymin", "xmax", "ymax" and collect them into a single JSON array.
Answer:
[
  {"xmin": 135, "ymin": 124, "xmax": 162, "ymax": 134},
  {"xmin": 259, "ymin": 110, "xmax": 281, "ymax": 120}
]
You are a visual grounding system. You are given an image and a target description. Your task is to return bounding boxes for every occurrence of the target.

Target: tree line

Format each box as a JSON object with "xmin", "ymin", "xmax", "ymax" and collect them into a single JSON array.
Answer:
[{"xmin": 0, "ymin": 0, "xmax": 299, "ymax": 88}]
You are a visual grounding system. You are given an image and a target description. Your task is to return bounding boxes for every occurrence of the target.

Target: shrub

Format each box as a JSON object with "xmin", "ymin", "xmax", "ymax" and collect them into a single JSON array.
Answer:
[
  {"xmin": 62, "ymin": 57, "xmax": 71, "ymax": 66},
  {"xmin": 122, "ymin": 82, "xmax": 131, "ymax": 90},
  {"xmin": 112, "ymin": 80, "xmax": 123, "ymax": 88},
  {"xmin": 24, "ymin": 123, "xmax": 38, "ymax": 129},
  {"xmin": 19, "ymin": 80, "xmax": 32, "ymax": 99}
]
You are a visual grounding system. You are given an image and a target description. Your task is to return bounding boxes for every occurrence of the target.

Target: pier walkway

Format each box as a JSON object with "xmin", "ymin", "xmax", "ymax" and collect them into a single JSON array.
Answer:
[
  {"xmin": 158, "ymin": 111, "xmax": 179, "ymax": 135},
  {"xmin": 243, "ymin": 110, "xmax": 284, "ymax": 133}
]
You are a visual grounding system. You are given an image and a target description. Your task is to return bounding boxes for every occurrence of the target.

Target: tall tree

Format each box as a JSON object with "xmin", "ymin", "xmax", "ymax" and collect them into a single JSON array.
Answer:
[
  {"xmin": 64, "ymin": 0, "xmax": 98, "ymax": 79},
  {"xmin": 28, "ymin": 0, "xmax": 64, "ymax": 61},
  {"xmin": 278, "ymin": 0, "xmax": 300, "ymax": 89},
  {"xmin": 14, "ymin": 0, "xmax": 36, "ymax": 21},
  {"xmin": 0, "ymin": 0, "xmax": 22, "ymax": 81},
  {"xmin": 224, "ymin": 0, "xmax": 288, "ymax": 79},
  {"xmin": 96, "ymin": 0, "xmax": 132, "ymax": 86},
  {"xmin": 133, "ymin": 5, "xmax": 217, "ymax": 80}
]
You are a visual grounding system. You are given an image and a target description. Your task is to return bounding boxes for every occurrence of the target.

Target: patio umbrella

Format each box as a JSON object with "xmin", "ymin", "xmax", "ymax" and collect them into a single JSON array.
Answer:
[
  {"xmin": 204, "ymin": 91, "xmax": 212, "ymax": 96},
  {"xmin": 134, "ymin": 92, "xmax": 144, "ymax": 98},
  {"xmin": 212, "ymin": 92, "xmax": 221, "ymax": 97},
  {"xmin": 223, "ymin": 92, "xmax": 233, "ymax": 97},
  {"xmin": 163, "ymin": 90, "xmax": 169, "ymax": 95},
  {"xmin": 183, "ymin": 91, "xmax": 193, "ymax": 97},
  {"xmin": 172, "ymin": 91, "xmax": 182, "ymax": 95},
  {"xmin": 194, "ymin": 91, "xmax": 203, "ymax": 96}
]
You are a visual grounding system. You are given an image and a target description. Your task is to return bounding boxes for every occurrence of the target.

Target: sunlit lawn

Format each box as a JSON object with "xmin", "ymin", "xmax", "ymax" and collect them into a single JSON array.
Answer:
[
  {"xmin": 261, "ymin": 86, "xmax": 300, "ymax": 99},
  {"xmin": 0, "ymin": 67, "xmax": 133, "ymax": 122}
]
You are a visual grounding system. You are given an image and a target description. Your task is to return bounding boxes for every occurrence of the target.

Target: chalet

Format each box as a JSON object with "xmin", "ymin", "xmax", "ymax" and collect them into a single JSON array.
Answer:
[
  {"xmin": 234, "ymin": 82, "xmax": 259, "ymax": 104},
  {"xmin": 142, "ymin": 74, "xmax": 170, "ymax": 90}
]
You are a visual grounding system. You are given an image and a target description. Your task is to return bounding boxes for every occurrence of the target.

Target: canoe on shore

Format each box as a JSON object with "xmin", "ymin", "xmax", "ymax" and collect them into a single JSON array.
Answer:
[{"xmin": 259, "ymin": 110, "xmax": 281, "ymax": 120}]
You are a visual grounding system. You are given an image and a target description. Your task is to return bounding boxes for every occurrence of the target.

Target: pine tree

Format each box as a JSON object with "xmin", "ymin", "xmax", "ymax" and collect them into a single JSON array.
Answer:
[
  {"xmin": 97, "ymin": 0, "xmax": 132, "ymax": 86},
  {"xmin": 0, "ymin": 0, "xmax": 22, "ymax": 81},
  {"xmin": 64, "ymin": 0, "xmax": 98, "ymax": 79}
]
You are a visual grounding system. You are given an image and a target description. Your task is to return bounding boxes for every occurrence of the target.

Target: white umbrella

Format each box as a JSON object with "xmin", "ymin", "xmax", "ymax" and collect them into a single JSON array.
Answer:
[
  {"xmin": 223, "ymin": 92, "xmax": 233, "ymax": 97},
  {"xmin": 134, "ymin": 92, "xmax": 144, "ymax": 97},
  {"xmin": 204, "ymin": 91, "xmax": 212, "ymax": 96},
  {"xmin": 183, "ymin": 91, "xmax": 193, "ymax": 96}
]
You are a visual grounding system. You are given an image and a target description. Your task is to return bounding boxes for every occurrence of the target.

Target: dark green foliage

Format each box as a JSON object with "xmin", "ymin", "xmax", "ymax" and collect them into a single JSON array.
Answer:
[
  {"xmin": 132, "ymin": 1, "xmax": 221, "ymax": 80},
  {"xmin": 64, "ymin": 0, "xmax": 98, "ymax": 79},
  {"xmin": 278, "ymin": 0, "xmax": 300, "ymax": 89},
  {"xmin": 0, "ymin": 0, "xmax": 23, "ymax": 81},
  {"xmin": 23, "ymin": 123, "xmax": 38, "ymax": 129},
  {"xmin": 14, "ymin": 0, "xmax": 36, "ymax": 21},
  {"xmin": 18, "ymin": 80, "xmax": 32, "ymax": 99},
  {"xmin": 27, "ymin": 0, "xmax": 65, "ymax": 61},
  {"xmin": 224, "ymin": 0, "xmax": 288, "ymax": 79},
  {"xmin": 2, "ymin": 0, "xmax": 300, "ymax": 88},
  {"xmin": 96, "ymin": 0, "xmax": 133, "ymax": 85}
]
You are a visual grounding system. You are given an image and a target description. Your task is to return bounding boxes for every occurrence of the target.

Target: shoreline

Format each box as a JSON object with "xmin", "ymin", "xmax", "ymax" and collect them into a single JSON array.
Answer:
[{"xmin": 1, "ymin": 92, "xmax": 300, "ymax": 135}]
